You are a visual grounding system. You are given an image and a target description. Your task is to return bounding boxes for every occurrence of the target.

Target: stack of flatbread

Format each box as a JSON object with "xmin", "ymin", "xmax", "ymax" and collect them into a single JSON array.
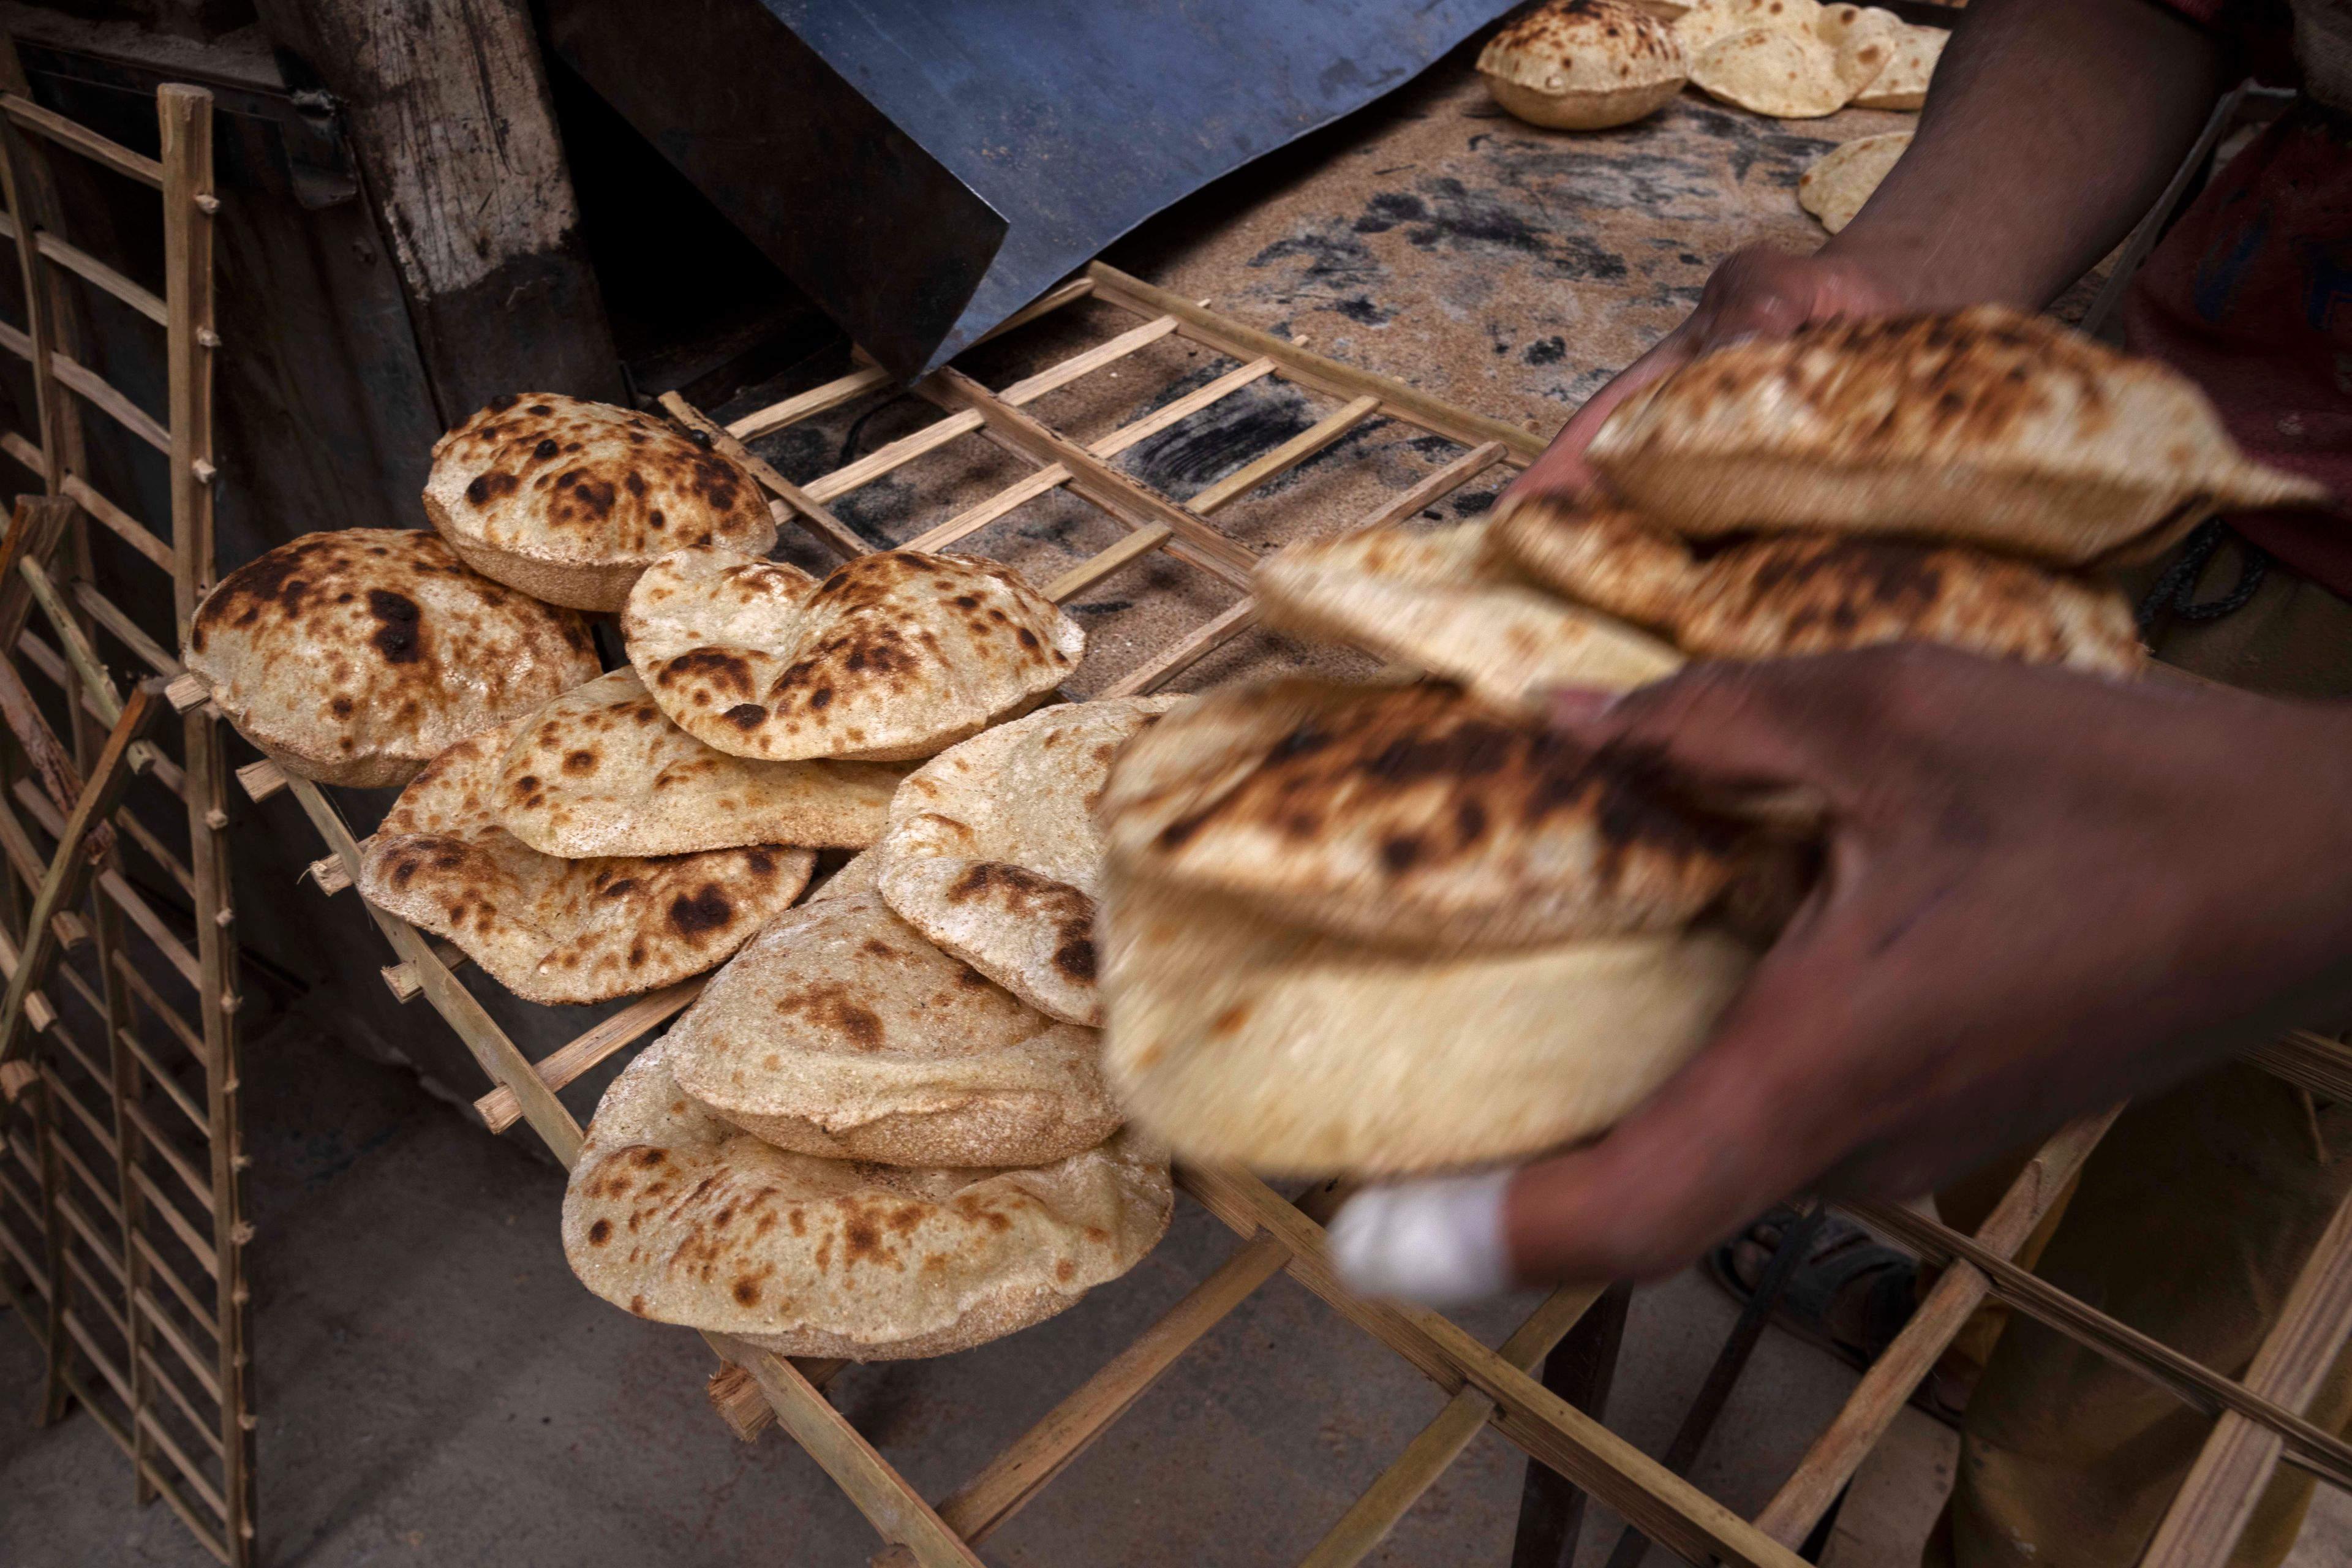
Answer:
[
  {"xmin": 559, "ymin": 696, "xmax": 1180, "ymax": 1360},
  {"xmin": 1676, "ymin": 0, "xmax": 1947, "ymax": 119},
  {"xmin": 1102, "ymin": 307, "xmax": 2328, "ymax": 1175}
]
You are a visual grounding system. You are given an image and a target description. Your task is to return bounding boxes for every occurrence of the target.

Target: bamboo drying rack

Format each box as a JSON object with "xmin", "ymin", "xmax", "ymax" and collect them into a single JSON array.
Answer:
[
  {"xmin": 0, "ymin": 42, "xmax": 252, "ymax": 1568},
  {"xmin": 227, "ymin": 261, "xmax": 2352, "ymax": 1567}
]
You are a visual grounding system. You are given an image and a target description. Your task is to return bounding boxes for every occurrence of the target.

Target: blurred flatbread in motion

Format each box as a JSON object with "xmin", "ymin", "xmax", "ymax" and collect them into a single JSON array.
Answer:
[
  {"xmin": 1100, "ymin": 870, "xmax": 1754, "ymax": 1176},
  {"xmin": 182, "ymin": 529, "xmax": 601, "ymax": 789},
  {"xmin": 1495, "ymin": 501, "xmax": 2145, "ymax": 672},
  {"xmin": 1585, "ymin": 307, "xmax": 2330, "ymax": 564},
  {"xmin": 1253, "ymin": 522, "xmax": 1684, "ymax": 714},
  {"xmin": 665, "ymin": 891, "xmax": 1120, "ymax": 1167},
  {"xmin": 494, "ymin": 668, "xmax": 902, "ymax": 858},
  {"xmin": 876, "ymin": 698, "xmax": 1180, "ymax": 1025},
  {"xmin": 624, "ymin": 546, "xmax": 1082, "ymax": 763},
  {"xmin": 1691, "ymin": 26, "xmax": 1847, "ymax": 118},
  {"xmin": 358, "ymin": 717, "xmax": 812, "ymax": 1004},
  {"xmin": 1099, "ymin": 680, "xmax": 1768, "ymax": 952},
  {"xmin": 562, "ymin": 1040, "xmax": 1171, "ymax": 1359},
  {"xmin": 1852, "ymin": 20, "xmax": 1946, "ymax": 109},
  {"xmin": 1798, "ymin": 130, "xmax": 1910, "ymax": 233},
  {"xmin": 1477, "ymin": 0, "xmax": 1687, "ymax": 130}
]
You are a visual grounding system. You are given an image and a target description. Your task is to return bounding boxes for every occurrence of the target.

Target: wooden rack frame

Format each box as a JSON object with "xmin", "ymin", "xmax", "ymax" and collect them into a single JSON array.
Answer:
[
  {"xmin": 0, "ymin": 45, "xmax": 252, "ymax": 1567},
  {"xmin": 241, "ymin": 260, "xmax": 2352, "ymax": 1567}
]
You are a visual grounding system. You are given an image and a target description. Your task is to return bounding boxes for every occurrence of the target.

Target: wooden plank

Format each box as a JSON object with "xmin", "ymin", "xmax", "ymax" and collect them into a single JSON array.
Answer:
[
  {"xmin": 114, "ymin": 951, "xmax": 207, "ymax": 1065},
  {"xmin": 75, "ymin": 581, "xmax": 181, "ymax": 678},
  {"xmin": 22, "ymin": 554, "xmax": 124, "ymax": 715},
  {"xmin": 33, "ymin": 230, "xmax": 167, "ymax": 326},
  {"xmin": 134, "ymin": 1229, "xmax": 221, "ymax": 1342},
  {"xmin": 383, "ymin": 941, "xmax": 470, "ymax": 1002},
  {"xmin": 473, "ymin": 978, "xmax": 705, "ymax": 1134},
  {"xmin": 803, "ymin": 409, "xmax": 984, "ymax": 504},
  {"xmin": 1087, "ymin": 264, "xmax": 1544, "ymax": 461},
  {"xmin": 0, "ymin": 92, "xmax": 163, "ymax": 187},
  {"xmin": 976, "ymin": 275, "xmax": 1095, "ymax": 343},
  {"xmin": 1178, "ymin": 1164, "xmax": 1807, "ymax": 1568},
  {"xmin": 49, "ymin": 348, "xmax": 170, "ymax": 455},
  {"xmin": 233, "ymin": 758, "xmax": 284, "ymax": 802},
  {"xmin": 1044, "ymin": 526, "xmax": 1171, "ymax": 603},
  {"xmin": 1303, "ymin": 1284, "xmax": 1603, "ymax": 1568},
  {"xmin": 1090, "ymin": 357, "xmax": 1280, "ymax": 457},
  {"xmin": 2246, "ymin": 1031, "xmax": 2352, "ymax": 1104},
  {"xmin": 99, "ymin": 869, "xmax": 204, "ymax": 988},
  {"xmin": 706, "ymin": 1335, "xmax": 988, "ymax": 1568},
  {"xmin": 1186, "ymin": 394, "xmax": 1379, "ymax": 515},
  {"xmin": 111, "ymin": 807, "xmax": 197, "ymax": 900},
  {"xmin": 902, "ymin": 464, "xmax": 1070, "ymax": 554},
  {"xmin": 130, "ymin": 1166, "xmax": 214, "ymax": 1276},
  {"xmin": 0, "ymin": 656, "xmax": 86, "ymax": 824},
  {"xmin": 1755, "ymin": 1109, "xmax": 2121, "ymax": 1544},
  {"xmin": 135, "ymin": 1286, "xmax": 222, "ymax": 1401},
  {"xmin": 0, "ymin": 429, "xmax": 41, "ymax": 477},
  {"xmin": 0, "ymin": 493, "xmax": 76, "ymax": 658},
  {"xmin": 994, "ymin": 313, "xmax": 1178, "ymax": 406},
  {"xmin": 658, "ymin": 391, "xmax": 867, "ymax": 562},
  {"xmin": 727, "ymin": 364, "xmax": 893, "ymax": 442},
  {"xmin": 62, "ymin": 473, "xmax": 173, "ymax": 573},
  {"xmin": 285, "ymin": 777, "xmax": 584, "ymax": 1165}
]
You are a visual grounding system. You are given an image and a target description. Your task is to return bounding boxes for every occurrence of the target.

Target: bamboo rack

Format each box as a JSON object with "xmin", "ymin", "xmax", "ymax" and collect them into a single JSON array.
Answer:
[
  {"xmin": 0, "ymin": 45, "xmax": 251, "ymax": 1566},
  {"xmin": 246, "ymin": 259, "xmax": 2352, "ymax": 1567}
]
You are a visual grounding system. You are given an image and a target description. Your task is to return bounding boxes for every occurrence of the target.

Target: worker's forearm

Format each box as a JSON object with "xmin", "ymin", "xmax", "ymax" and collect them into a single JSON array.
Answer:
[{"xmin": 1826, "ymin": 0, "xmax": 2232, "ymax": 311}]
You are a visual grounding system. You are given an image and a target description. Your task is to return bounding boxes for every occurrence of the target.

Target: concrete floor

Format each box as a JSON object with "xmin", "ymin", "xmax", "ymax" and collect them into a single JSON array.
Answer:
[{"xmin": 6, "ymin": 1014, "xmax": 2349, "ymax": 1567}]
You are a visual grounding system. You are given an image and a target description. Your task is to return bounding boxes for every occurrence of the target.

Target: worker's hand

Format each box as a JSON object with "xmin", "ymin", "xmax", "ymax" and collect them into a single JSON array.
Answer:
[
  {"xmin": 1332, "ymin": 648, "xmax": 2352, "ymax": 1297},
  {"xmin": 1501, "ymin": 249, "xmax": 1907, "ymax": 504}
]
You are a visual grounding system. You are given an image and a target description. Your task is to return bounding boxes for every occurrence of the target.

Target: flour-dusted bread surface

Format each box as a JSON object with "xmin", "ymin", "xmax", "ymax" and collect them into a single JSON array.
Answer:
[
  {"xmin": 1253, "ymin": 521, "xmax": 1683, "ymax": 714},
  {"xmin": 1797, "ymin": 129, "xmax": 1910, "ymax": 233},
  {"xmin": 1851, "ymin": 19, "xmax": 1944, "ymax": 109},
  {"xmin": 357, "ymin": 718, "xmax": 812, "ymax": 1004},
  {"xmin": 1477, "ymin": 0, "xmax": 1687, "ymax": 130},
  {"xmin": 493, "ymin": 669, "xmax": 902, "ymax": 858},
  {"xmin": 1812, "ymin": 4, "xmax": 1901, "ymax": 96},
  {"xmin": 625, "ymin": 546, "xmax": 1082, "ymax": 763},
  {"xmin": 665, "ymin": 892, "xmax": 1121, "ymax": 1167},
  {"xmin": 423, "ymin": 393, "xmax": 776, "ymax": 611},
  {"xmin": 1586, "ymin": 307, "xmax": 2330, "ymax": 563},
  {"xmin": 1099, "ymin": 680, "xmax": 1764, "ymax": 952},
  {"xmin": 562, "ymin": 1040, "xmax": 1170, "ymax": 1360},
  {"xmin": 1100, "ymin": 872, "xmax": 1754, "ymax": 1176},
  {"xmin": 182, "ymin": 529, "xmax": 600, "ymax": 789},
  {"xmin": 1674, "ymin": 0, "xmax": 1823, "ymax": 52},
  {"xmin": 1689, "ymin": 26, "xmax": 1846, "ymax": 118},
  {"xmin": 875, "ymin": 698, "xmax": 1179, "ymax": 1026},
  {"xmin": 1495, "ymin": 502, "xmax": 2146, "ymax": 673}
]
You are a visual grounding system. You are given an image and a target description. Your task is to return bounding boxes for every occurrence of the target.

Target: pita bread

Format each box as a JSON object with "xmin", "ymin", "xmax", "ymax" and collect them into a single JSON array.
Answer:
[
  {"xmin": 1798, "ymin": 130, "xmax": 1910, "ymax": 233},
  {"xmin": 1496, "ymin": 502, "xmax": 2145, "ymax": 673},
  {"xmin": 1812, "ymin": 4, "xmax": 1901, "ymax": 95},
  {"xmin": 493, "ymin": 669, "xmax": 902, "ymax": 858},
  {"xmin": 1101, "ymin": 871, "xmax": 1754, "ymax": 1175},
  {"xmin": 1852, "ymin": 21, "xmax": 1945, "ymax": 110},
  {"xmin": 1675, "ymin": 0, "xmax": 1822, "ymax": 52},
  {"xmin": 357, "ymin": 718, "xmax": 813, "ymax": 1004},
  {"xmin": 665, "ymin": 892, "xmax": 1120, "ymax": 1166},
  {"xmin": 563, "ymin": 1039, "xmax": 1170, "ymax": 1359},
  {"xmin": 183, "ymin": 529, "xmax": 600, "ymax": 789},
  {"xmin": 423, "ymin": 393, "xmax": 776, "ymax": 611},
  {"xmin": 1585, "ymin": 307, "xmax": 2332, "ymax": 564},
  {"xmin": 625, "ymin": 546, "xmax": 1082, "ymax": 763},
  {"xmin": 1253, "ymin": 522, "xmax": 1684, "ymax": 715},
  {"xmin": 1691, "ymin": 27, "xmax": 1847, "ymax": 118},
  {"xmin": 1099, "ymin": 679, "xmax": 1771, "ymax": 952},
  {"xmin": 1627, "ymin": 0, "xmax": 1692, "ymax": 17},
  {"xmin": 876, "ymin": 698, "xmax": 1180, "ymax": 1026},
  {"xmin": 810, "ymin": 846, "xmax": 881, "ymax": 903},
  {"xmin": 1477, "ymin": 0, "xmax": 1687, "ymax": 130}
]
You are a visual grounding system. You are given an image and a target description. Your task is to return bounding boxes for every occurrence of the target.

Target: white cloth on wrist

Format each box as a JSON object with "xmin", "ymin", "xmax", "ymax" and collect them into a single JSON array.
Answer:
[{"xmin": 1327, "ymin": 1169, "xmax": 1515, "ymax": 1307}]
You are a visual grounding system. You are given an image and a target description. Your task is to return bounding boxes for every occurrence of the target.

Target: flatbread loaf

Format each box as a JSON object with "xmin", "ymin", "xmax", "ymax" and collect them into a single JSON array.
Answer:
[
  {"xmin": 1852, "ymin": 20, "xmax": 1944, "ymax": 110},
  {"xmin": 1798, "ymin": 130, "xmax": 1910, "ymax": 233},
  {"xmin": 876, "ymin": 698, "xmax": 1180, "ymax": 1025},
  {"xmin": 665, "ymin": 891, "xmax": 1120, "ymax": 1166},
  {"xmin": 1812, "ymin": 4, "xmax": 1901, "ymax": 96},
  {"xmin": 183, "ymin": 529, "xmax": 600, "ymax": 789},
  {"xmin": 1675, "ymin": 0, "xmax": 1822, "ymax": 53},
  {"xmin": 625, "ymin": 546, "xmax": 1082, "ymax": 763},
  {"xmin": 1253, "ymin": 521, "xmax": 1684, "ymax": 714},
  {"xmin": 563, "ymin": 1040, "xmax": 1170, "ymax": 1359},
  {"xmin": 1101, "ymin": 871, "xmax": 1754, "ymax": 1175},
  {"xmin": 1585, "ymin": 307, "xmax": 2331, "ymax": 563},
  {"xmin": 423, "ymin": 393, "xmax": 776, "ymax": 611},
  {"xmin": 810, "ymin": 846, "xmax": 880, "ymax": 903},
  {"xmin": 1495, "ymin": 502, "xmax": 2145, "ymax": 673},
  {"xmin": 1099, "ymin": 680, "xmax": 1765, "ymax": 951},
  {"xmin": 1477, "ymin": 0, "xmax": 1687, "ymax": 130},
  {"xmin": 1690, "ymin": 27, "xmax": 1846, "ymax": 118},
  {"xmin": 493, "ymin": 669, "xmax": 901, "ymax": 858},
  {"xmin": 358, "ymin": 718, "xmax": 813, "ymax": 1003}
]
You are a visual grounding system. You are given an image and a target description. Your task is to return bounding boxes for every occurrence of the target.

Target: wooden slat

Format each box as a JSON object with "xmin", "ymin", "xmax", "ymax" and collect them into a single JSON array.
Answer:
[
  {"xmin": 137, "ymin": 1401, "xmax": 227, "ymax": 1520},
  {"xmin": 99, "ymin": 869, "xmax": 203, "ymax": 988},
  {"xmin": 111, "ymin": 807, "xmax": 197, "ymax": 899},
  {"xmin": 40, "ymin": 1060, "xmax": 116, "ymax": 1158},
  {"xmin": 976, "ymin": 275, "xmax": 1095, "ymax": 343},
  {"xmin": 2246, "ymin": 1031, "xmax": 2352, "ymax": 1103},
  {"xmin": 383, "ymin": 940, "xmax": 469, "ymax": 1002},
  {"xmin": 902, "ymin": 464, "xmax": 1071, "ymax": 554},
  {"xmin": 1090, "ymin": 357, "xmax": 1280, "ymax": 458},
  {"xmin": 802, "ymin": 409, "xmax": 984, "ymax": 504},
  {"xmin": 2143, "ymin": 1185, "xmax": 2352, "ymax": 1564},
  {"xmin": 1186, "ymin": 394, "xmax": 1379, "ymax": 514},
  {"xmin": 75, "ymin": 579, "xmax": 181, "ymax": 677},
  {"xmin": 60, "ymin": 1299, "xmax": 132, "ymax": 1399},
  {"xmin": 131, "ymin": 1165, "xmax": 216, "ymax": 1276},
  {"xmin": 1178, "ymin": 1164, "xmax": 1806, "ymax": 1568},
  {"xmin": 123, "ymin": 1096, "xmax": 210, "ymax": 1211},
  {"xmin": 306, "ymin": 850, "xmax": 350, "ymax": 896},
  {"xmin": 995, "ymin": 313, "xmax": 1178, "ymax": 406},
  {"xmin": 134, "ymin": 1228, "xmax": 221, "ymax": 1343},
  {"xmin": 1044, "ymin": 526, "xmax": 1170, "ymax": 603},
  {"xmin": 726, "ymin": 364, "xmax": 893, "ymax": 442},
  {"xmin": 658, "ymin": 391, "xmax": 867, "ymax": 563},
  {"xmin": 115, "ymin": 951, "xmax": 207, "ymax": 1063},
  {"xmin": 232, "ymin": 758, "xmax": 283, "ymax": 802},
  {"xmin": 0, "ymin": 93, "xmax": 164, "ymax": 188},
  {"xmin": 49, "ymin": 347, "xmax": 170, "ymax": 454},
  {"xmin": 21, "ymin": 554, "xmax": 124, "ymax": 714},
  {"xmin": 0, "ymin": 427, "xmax": 42, "ymax": 477},
  {"xmin": 67, "ymin": 1360, "xmax": 230, "ymax": 1564},
  {"xmin": 473, "ymin": 978, "xmax": 704, "ymax": 1134},
  {"xmin": 121, "ymin": 1023, "xmax": 208, "ymax": 1135},
  {"xmin": 34, "ymin": 230, "xmax": 167, "ymax": 326},
  {"xmin": 64, "ymin": 472, "xmax": 173, "ymax": 572},
  {"xmin": 143, "ymin": 1345, "xmax": 226, "ymax": 1457}
]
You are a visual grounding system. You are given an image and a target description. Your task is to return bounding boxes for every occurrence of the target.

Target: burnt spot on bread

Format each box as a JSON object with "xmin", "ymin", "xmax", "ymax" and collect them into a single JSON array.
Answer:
[
  {"xmin": 587, "ymin": 1218, "xmax": 612, "ymax": 1246},
  {"xmin": 464, "ymin": 470, "xmax": 519, "ymax": 506},
  {"xmin": 773, "ymin": 979, "xmax": 886, "ymax": 1050},
  {"xmin": 365, "ymin": 589, "xmax": 423, "ymax": 663},
  {"xmin": 668, "ymin": 884, "xmax": 734, "ymax": 937},
  {"xmin": 723, "ymin": 703, "xmax": 767, "ymax": 730},
  {"xmin": 658, "ymin": 647, "xmax": 757, "ymax": 698}
]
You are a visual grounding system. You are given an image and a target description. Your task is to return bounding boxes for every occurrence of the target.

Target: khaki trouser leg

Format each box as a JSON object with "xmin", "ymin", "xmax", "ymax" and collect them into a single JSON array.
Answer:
[{"xmin": 1933, "ymin": 536, "xmax": 2352, "ymax": 1567}]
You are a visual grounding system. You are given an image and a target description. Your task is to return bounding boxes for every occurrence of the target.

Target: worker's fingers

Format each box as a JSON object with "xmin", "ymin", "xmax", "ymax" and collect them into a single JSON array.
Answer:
[
  {"xmin": 1500, "ymin": 328, "xmax": 1699, "ymax": 505},
  {"xmin": 1326, "ymin": 1169, "xmax": 1516, "ymax": 1306}
]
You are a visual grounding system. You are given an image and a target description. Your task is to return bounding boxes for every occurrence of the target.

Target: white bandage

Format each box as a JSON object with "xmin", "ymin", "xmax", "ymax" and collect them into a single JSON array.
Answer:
[{"xmin": 1327, "ymin": 1170, "xmax": 1515, "ymax": 1306}]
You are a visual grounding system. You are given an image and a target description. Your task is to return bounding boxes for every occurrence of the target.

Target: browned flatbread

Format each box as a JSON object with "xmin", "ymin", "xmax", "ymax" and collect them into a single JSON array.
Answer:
[
  {"xmin": 1477, "ymin": 0, "xmax": 1687, "ymax": 130},
  {"xmin": 182, "ymin": 529, "xmax": 600, "ymax": 788},
  {"xmin": 1494, "ymin": 502, "xmax": 2146, "ymax": 673},
  {"xmin": 423, "ymin": 393, "xmax": 776, "ymax": 611}
]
